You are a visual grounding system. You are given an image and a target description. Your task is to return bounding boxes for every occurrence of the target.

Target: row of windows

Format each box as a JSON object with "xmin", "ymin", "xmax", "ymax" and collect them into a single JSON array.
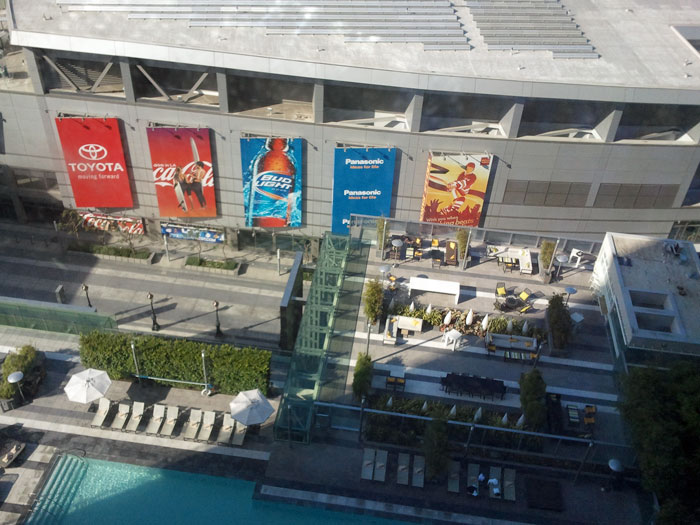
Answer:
[
  {"xmin": 1, "ymin": 167, "xmax": 59, "ymax": 193},
  {"xmin": 502, "ymin": 180, "xmax": 679, "ymax": 208}
]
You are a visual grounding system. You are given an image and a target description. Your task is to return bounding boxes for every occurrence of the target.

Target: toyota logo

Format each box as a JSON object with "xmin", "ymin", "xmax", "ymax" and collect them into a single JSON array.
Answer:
[{"xmin": 78, "ymin": 144, "xmax": 108, "ymax": 161}]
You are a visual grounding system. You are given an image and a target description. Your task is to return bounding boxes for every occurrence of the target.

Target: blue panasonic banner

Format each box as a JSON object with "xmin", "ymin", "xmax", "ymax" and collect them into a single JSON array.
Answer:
[{"xmin": 332, "ymin": 147, "xmax": 396, "ymax": 233}]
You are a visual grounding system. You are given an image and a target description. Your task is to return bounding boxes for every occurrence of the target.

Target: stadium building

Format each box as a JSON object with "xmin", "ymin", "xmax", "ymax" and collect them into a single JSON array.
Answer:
[{"xmin": 1, "ymin": 0, "xmax": 700, "ymax": 244}]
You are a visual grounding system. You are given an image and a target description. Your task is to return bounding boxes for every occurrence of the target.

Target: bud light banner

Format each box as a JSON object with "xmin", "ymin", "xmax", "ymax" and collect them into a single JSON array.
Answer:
[
  {"xmin": 55, "ymin": 117, "xmax": 132, "ymax": 208},
  {"xmin": 147, "ymin": 127, "xmax": 217, "ymax": 218},
  {"xmin": 240, "ymin": 137, "xmax": 303, "ymax": 228},
  {"xmin": 419, "ymin": 152, "xmax": 492, "ymax": 227},
  {"xmin": 331, "ymin": 147, "xmax": 396, "ymax": 234}
]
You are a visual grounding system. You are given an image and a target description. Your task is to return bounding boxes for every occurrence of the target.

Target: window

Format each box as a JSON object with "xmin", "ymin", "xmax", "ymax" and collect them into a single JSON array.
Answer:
[
  {"xmin": 503, "ymin": 180, "xmax": 591, "ymax": 207},
  {"xmin": 12, "ymin": 169, "xmax": 59, "ymax": 193},
  {"xmin": 593, "ymin": 184, "xmax": 678, "ymax": 208}
]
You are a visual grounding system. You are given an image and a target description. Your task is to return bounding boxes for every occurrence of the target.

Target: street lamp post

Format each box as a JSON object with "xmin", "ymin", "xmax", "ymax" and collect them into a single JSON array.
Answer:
[
  {"xmin": 81, "ymin": 283, "xmax": 92, "ymax": 308},
  {"xmin": 147, "ymin": 292, "xmax": 160, "ymax": 331},
  {"xmin": 130, "ymin": 340, "xmax": 141, "ymax": 383},
  {"xmin": 213, "ymin": 300, "xmax": 224, "ymax": 338}
]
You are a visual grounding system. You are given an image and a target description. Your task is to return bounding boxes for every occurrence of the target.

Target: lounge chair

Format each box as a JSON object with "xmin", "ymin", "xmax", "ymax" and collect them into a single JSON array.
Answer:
[
  {"xmin": 397, "ymin": 453, "xmax": 410, "ymax": 485},
  {"xmin": 496, "ymin": 282, "xmax": 507, "ymax": 297},
  {"xmin": 145, "ymin": 404, "xmax": 165, "ymax": 435},
  {"xmin": 373, "ymin": 449, "xmax": 387, "ymax": 482},
  {"xmin": 503, "ymin": 468, "xmax": 516, "ymax": 501},
  {"xmin": 361, "ymin": 448, "xmax": 376, "ymax": 481},
  {"xmin": 111, "ymin": 403, "xmax": 130, "ymax": 431},
  {"xmin": 125, "ymin": 402, "xmax": 145, "ymax": 432},
  {"xmin": 216, "ymin": 414, "xmax": 235, "ymax": 445},
  {"xmin": 448, "ymin": 460, "xmax": 460, "ymax": 493},
  {"xmin": 231, "ymin": 421, "xmax": 247, "ymax": 446},
  {"xmin": 412, "ymin": 455, "xmax": 425, "ymax": 488},
  {"xmin": 183, "ymin": 409, "xmax": 202, "ymax": 440},
  {"xmin": 467, "ymin": 463, "xmax": 480, "ymax": 496},
  {"xmin": 518, "ymin": 304, "xmax": 533, "ymax": 315},
  {"xmin": 197, "ymin": 411, "xmax": 216, "ymax": 442},
  {"xmin": 488, "ymin": 466, "xmax": 502, "ymax": 499},
  {"xmin": 91, "ymin": 398, "xmax": 111, "ymax": 428},
  {"xmin": 159, "ymin": 406, "xmax": 179, "ymax": 438},
  {"xmin": 518, "ymin": 288, "xmax": 532, "ymax": 303}
]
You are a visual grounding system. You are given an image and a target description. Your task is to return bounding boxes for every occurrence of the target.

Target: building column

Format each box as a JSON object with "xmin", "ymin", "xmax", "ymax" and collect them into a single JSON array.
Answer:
[
  {"xmin": 23, "ymin": 48, "xmax": 45, "ymax": 95},
  {"xmin": 216, "ymin": 70, "xmax": 229, "ymax": 114},
  {"xmin": 312, "ymin": 82, "xmax": 324, "ymax": 124},
  {"xmin": 405, "ymin": 92, "xmax": 424, "ymax": 132},
  {"xmin": 500, "ymin": 102, "xmax": 524, "ymax": 138},
  {"xmin": 118, "ymin": 57, "xmax": 136, "ymax": 103},
  {"xmin": 595, "ymin": 108, "xmax": 623, "ymax": 143}
]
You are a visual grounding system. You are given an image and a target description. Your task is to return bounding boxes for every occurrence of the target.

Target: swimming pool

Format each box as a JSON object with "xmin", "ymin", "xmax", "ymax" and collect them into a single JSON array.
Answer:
[{"xmin": 28, "ymin": 455, "xmax": 406, "ymax": 524}]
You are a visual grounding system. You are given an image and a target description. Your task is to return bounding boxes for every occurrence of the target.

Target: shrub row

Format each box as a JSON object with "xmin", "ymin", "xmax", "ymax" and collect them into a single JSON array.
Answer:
[
  {"xmin": 0, "ymin": 345, "xmax": 39, "ymax": 399},
  {"xmin": 69, "ymin": 242, "xmax": 150, "ymax": 259},
  {"xmin": 79, "ymin": 331, "xmax": 270, "ymax": 395},
  {"xmin": 185, "ymin": 256, "xmax": 239, "ymax": 270}
]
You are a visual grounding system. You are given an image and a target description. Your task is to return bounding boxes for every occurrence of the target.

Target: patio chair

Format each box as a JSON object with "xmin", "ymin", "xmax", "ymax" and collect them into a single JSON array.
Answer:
[
  {"xmin": 125, "ymin": 401, "xmax": 145, "ymax": 432},
  {"xmin": 488, "ymin": 466, "xmax": 502, "ymax": 499},
  {"xmin": 197, "ymin": 411, "xmax": 216, "ymax": 442},
  {"xmin": 373, "ymin": 449, "xmax": 388, "ymax": 482},
  {"xmin": 503, "ymin": 468, "xmax": 516, "ymax": 501},
  {"xmin": 448, "ymin": 460, "xmax": 460, "ymax": 493},
  {"xmin": 159, "ymin": 406, "xmax": 179, "ymax": 438},
  {"xmin": 111, "ymin": 403, "xmax": 130, "ymax": 431},
  {"xmin": 361, "ymin": 448, "xmax": 376, "ymax": 480},
  {"xmin": 467, "ymin": 464, "xmax": 480, "ymax": 496},
  {"xmin": 231, "ymin": 420, "xmax": 247, "ymax": 446},
  {"xmin": 91, "ymin": 398, "xmax": 111, "ymax": 428},
  {"xmin": 145, "ymin": 404, "xmax": 165, "ymax": 435},
  {"xmin": 518, "ymin": 288, "xmax": 532, "ymax": 304},
  {"xmin": 496, "ymin": 282, "xmax": 507, "ymax": 297},
  {"xmin": 397, "ymin": 453, "xmax": 410, "ymax": 485},
  {"xmin": 216, "ymin": 414, "xmax": 235, "ymax": 445},
  {"xmin": 412, "ymin": 455, "xmax": 425, "ymax": 488},
  {"xmin": 183, "ymin": 409, "xmax": 202, "ymax": 440}
]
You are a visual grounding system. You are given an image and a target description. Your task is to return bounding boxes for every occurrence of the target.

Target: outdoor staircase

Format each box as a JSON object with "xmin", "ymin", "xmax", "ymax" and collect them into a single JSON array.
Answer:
[{"xmin": 27, "ymin": 454, "xmax": 88, "ymax": 524}]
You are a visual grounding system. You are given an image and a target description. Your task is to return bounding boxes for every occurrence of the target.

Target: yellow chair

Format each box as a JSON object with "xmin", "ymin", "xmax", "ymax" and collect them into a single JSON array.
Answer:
[{"xmin": 496, "ymin": 282, "xmax": 507, "ymax": 297}]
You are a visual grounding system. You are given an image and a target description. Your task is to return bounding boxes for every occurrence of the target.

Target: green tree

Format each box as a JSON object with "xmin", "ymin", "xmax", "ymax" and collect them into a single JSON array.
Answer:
[
  {"xmin": 363, "ymin": 279, "xmax": 384, "ymax": 324},
  {"xmin": 547, "ymin": 294, "xmax": 572, "ymax": 349},
  {"xmin": 352, "ymin": 352, "xmax": 373, "ymax": 400},
  {"xmin": 376, "ymin": 217, "xmax": 388, "ymax": 249},
  {"xmin": 456, "ymin": 229, "xmax": 468, "ymax": 258},
  {"xmin": 423, "ymin": 405, "xmax": 450, "ymax": 480},
  {"xmin": 519, "ymin": 369, "xmax": 547, "ymax": 431},
  {"xmin": 620, "ymin": 364, "xmax": 700, "ymax": 522},
  {"xmin": 58, "ymin": 209, "xmax": 84, "ymax": 240},
  {"xmin": 539, "ymin": 240, "xmax": 556, "ymax": 271}
]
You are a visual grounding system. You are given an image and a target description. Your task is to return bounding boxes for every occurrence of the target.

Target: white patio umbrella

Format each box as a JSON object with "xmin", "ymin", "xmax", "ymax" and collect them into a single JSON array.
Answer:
[
  {"xmin": 64, "ymin": 368, "xmax": 112, "ymax": 404},
  {"xmin": 501, "ymin": 412, "xmax": 509, "ymax": 424},
  {"xmin": 426, "ymin": 304, "xmax": 432, "ymax": 314},
  {"xmin": 449, "ymin": 405, "xmax": 457, "ymax": 417},
  {"xmin": 516, "ymin": 413, "xmax": 525, "ymax": 427},
  {"xmin": 481, "ymin": 314, "xmax": 489, "ymax": 332},
  {"xmin": 473, "ymin": 407, "xmax": 482, "ymax": 422},
  {"xmin": 521, "ymin": 320, "xmax": 529, "ymax": 335},
  {"xmin": 386, "ymin": 396, "xmax": 393, "ymax": 408},
  {"xmin": 443, "ymin": 310, "xmax": 453, "ymax": 326},
  {"xmin": 507, "ymin": 318, "xmax": 513, "ymax": 333},
  {"xmin": 229, "ymin": 389, "xmax": 274, "ymax": 426},
  {"xmin": 466, "ymin": 309, "xmax": 474, "ymax": 326},
  {"xmin": 421, "ymin": 401, "xmax": 429, "ymax": 413},
  {"xmin": 409, "ymin": 301, "xmax": 415, "ymax": 312}
]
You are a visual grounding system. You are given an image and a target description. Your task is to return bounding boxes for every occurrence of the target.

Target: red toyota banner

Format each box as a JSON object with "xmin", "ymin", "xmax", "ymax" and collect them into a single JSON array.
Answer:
[
  {"xmin": 147, "ymin": 127, "xmax": 217, "ymax": 218},
  {"xmin": 54, "ymin": 117, "xmax": 133, "ymax": 208}
]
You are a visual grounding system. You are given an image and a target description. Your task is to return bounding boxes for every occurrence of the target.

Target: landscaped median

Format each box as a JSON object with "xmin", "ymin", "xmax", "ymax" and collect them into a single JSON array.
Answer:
[
  {"xmin": 79, "ymin": 331, "xmax": 271, "ymax": 395},
  {"xmin": 68, "ymin": 242, "xmax": 155, "ymax": 265},
  {"xmin": 184, "ymin": 256, "xmax": 242, "ymax": 275}
]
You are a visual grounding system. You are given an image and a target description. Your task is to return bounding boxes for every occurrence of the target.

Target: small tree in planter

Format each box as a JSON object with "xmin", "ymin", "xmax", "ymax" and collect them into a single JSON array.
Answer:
[
  {"xmin": 456, "ymin": 229, "xmax": 469, "ymax": 259},
  {"xmin": 376, "ymin": 217, "xmax": 388, "ymax": 252},
  {"xmin": 548, "ymin": 294, "xmax": 572, "ymax": 349},
  {"xmin": 538, "ymin": 240, "xmax": 556, "ymax": 283},
  {"xmin": 519, "ymin": 368, "xmax": 547, "ymax": 431},
  {"xmin": 352, "ymin": 352, "xmax": 373, "ymax": 401},
  {"xmin": 363, "ymin": 279, "xmax": 384, "ymax": 326},
  {"xmin": 59, "ymin": 209, "xmax": 84, "ymax": 241},
  {"xmin": 423, "ymin": 405, "xmax": 450, "ymax": 481}
]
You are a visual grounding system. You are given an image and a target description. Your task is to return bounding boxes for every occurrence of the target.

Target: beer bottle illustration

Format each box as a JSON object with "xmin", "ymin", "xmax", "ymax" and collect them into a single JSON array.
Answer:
[{"xmin": 247, "ymin": 138, "xmax": 296, "ymax": 227}]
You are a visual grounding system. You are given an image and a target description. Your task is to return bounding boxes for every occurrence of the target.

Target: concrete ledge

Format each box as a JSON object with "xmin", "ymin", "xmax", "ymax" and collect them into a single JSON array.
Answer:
[
  {"xmin": 184, "ymin": 262, "xmax": 242, "ymax": 276},
  {"xmin": 67, "ymin": 250, "xmax": 155, "ymax": 266}
]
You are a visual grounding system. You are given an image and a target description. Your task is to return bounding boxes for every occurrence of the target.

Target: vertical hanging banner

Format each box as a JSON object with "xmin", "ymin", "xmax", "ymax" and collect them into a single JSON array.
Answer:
[
  {"xmin": 54, "ymin": 117, "xmax": 132, "ymax": 208},
  {"xmin": 240, "ymin": 137, "xmax": 303, "ymax": 228},
  {"xmin": 419, "ymin": 152, "xmax": 492, "ymax": 227},
  {"xmin": 147, "ymin": 127, "xmax": 217, "ymax": 218},
  {"xmin": 331, "ymin": 147, "xmax": 396, "ymax": 234}
]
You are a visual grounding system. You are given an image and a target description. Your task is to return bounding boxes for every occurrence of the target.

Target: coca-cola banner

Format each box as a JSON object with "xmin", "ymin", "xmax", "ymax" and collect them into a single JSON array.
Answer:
[
  {"xmin": 54, "ymin": 117, "xmax": 133, "ymax": 208},
  {"xmin": 147, "ymin": 127, "xmax": 217, "ymax": 218},
  {"xmin": 240, "ymin": 137, "xmax": 303, "ymax": 228},
  {"xmin": 79, "ymin": 211, "xmax": 144, "ymax": 235},
  {"xmin": 419, "ymin": 152, "xmax": 492, "ymax": 227}
]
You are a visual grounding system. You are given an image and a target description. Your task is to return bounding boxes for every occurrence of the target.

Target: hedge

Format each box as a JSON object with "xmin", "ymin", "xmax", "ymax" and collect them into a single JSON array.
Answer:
[
  {"xmin": 185, "ymin": 256, "xmax": 239, "ymax": 270},
  {"xmin": 0, "ymin": 345, "xmax": 38, "ymax": 399},
  {"xmin": 69, "ymin": 242, "xmax": 150, "ymax": 259},
  {"xmin": 79, "ymin": 331, "xmax": 270, "ymax": 395}
]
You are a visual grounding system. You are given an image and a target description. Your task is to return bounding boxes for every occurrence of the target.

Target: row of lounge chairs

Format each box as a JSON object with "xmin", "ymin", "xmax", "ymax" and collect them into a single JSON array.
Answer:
[
  {"xmin": 361, "ymin": 448, "xmax": 425, "ymax": 488},
  {"xmin": 90, "ymin": 399, "xmax": 246, "ymax": 445}
]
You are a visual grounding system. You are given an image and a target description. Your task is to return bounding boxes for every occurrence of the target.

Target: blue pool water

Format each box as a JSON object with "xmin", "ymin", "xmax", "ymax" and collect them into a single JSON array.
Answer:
[{"xmin": 28, "ymin": 455, "xmax": 406, "ymax": 525}]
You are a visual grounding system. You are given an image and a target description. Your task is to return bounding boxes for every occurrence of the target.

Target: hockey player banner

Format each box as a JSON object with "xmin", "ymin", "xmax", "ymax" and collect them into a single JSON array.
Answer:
[
  {"xmin": 331, "ymin": 147, "xmax": 395, "ymax": 234},
  {"xmin": 160, "ymin": 222, "xmax": 224, "ymax": 243},
  {"xmin": 78, "ymin": 211, "xmax": 144, "ymax": 235},
  {"xmin": 55, "ymin": 117, "xmax": 133, "ymax": 208},
  {"xmin": 419, "ymin": 152, "xmax": 492, "ymax": 227},
  {"xmin": 147, "ymin": 127, "xmax": 217, "ymax": 218},
  {"xmin": 240, "ymin": 137, "xmax": 303, "ymax": 228}
]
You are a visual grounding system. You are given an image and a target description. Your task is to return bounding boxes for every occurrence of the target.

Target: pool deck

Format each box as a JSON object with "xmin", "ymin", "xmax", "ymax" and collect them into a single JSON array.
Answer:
[{"xmin": 0, "ymin": 226, "xmax": 650, "ymax": 524}]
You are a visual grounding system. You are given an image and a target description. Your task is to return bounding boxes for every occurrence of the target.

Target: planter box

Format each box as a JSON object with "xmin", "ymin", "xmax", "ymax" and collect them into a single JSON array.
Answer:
[
  {"xmin": 184, "ymin": 262, "xmax": 242, "ymax": 276},
  {"xmin": 69, "ymin": 250, "xmax": 155, "ymax": 265}
]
